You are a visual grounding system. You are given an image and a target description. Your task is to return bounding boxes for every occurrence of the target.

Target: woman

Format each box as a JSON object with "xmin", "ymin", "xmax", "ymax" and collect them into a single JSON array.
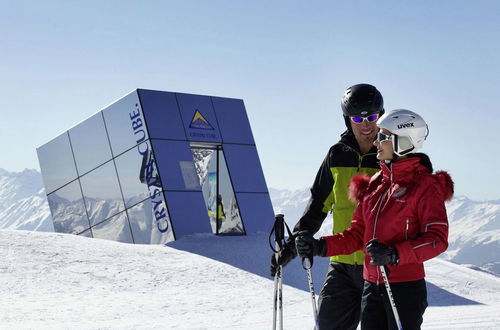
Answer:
[{"xmin": 296, "ymin": 109, "xmax": 453, "ymax": 330}]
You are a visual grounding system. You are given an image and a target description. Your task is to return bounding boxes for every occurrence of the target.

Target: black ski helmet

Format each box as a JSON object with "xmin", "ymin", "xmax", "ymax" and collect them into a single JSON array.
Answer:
[
  {"xmin": 341, "ymin": 83, "xmax": 384, "ymax": 131},
  {"xmin": 341, "ymin": 84, "xmax": 384, "ymax": 117}
]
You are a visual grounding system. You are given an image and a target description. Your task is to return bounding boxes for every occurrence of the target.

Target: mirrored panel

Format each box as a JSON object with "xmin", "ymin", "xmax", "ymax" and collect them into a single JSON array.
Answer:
[
  {"xmin": 127, "ymin": 197, "xmax": 175, "ymax": 244},
  {"xmin": 79, "ymin": 160, "xmax": 125, "ymax": 226},
  {"xmin": 79, "ymin": 228, "xmax": 93, "ymax": 238},
  {"xmin": 69, "ymin": 112, "xmax": 112, "ymax": 176},
  {"xmin": 47, "ymin": 179, "xmax": 90, "ymax": 234},
  {"xmin": 127, "ymin": 199, "xmax": 153, "ymax": 244},
  {"xmin": 191, "ymin": 146, "xmax": 244, "ymax": 235},
  {"xmin": 37, "ymin": 132, "xmax": 78, "ymax": 193},
  {"xmin": 92, "ymin": 211, "xmax": 134, "ymax": 243},
  {"xmin": 114, "ymin": 141, "xmax": 162, "ymax": 208},
  {"xmin": 218, "ymin": 149, "xmax": 244, "ymax": 235},
  {"xmin": 102, "ymin": 91, "xmax": 149, "ymax": 157},
  {"xmin": 192, "ymin": 147, "xmax": 217, "ymax": 233}
]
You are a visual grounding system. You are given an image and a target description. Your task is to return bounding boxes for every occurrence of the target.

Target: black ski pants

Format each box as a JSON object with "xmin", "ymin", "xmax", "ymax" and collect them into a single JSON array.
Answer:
[
  {"xmin": 317, "ymin": 262, "xmax": 364, "ymax": 330},
  {"xmin": 361, "ymin": 278, "xmax": 428, "ymax": 330}
]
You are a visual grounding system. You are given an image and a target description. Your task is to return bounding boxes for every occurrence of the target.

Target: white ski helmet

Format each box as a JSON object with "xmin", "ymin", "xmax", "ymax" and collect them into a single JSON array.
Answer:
[{"xmin": 377, "ymin": 109, "xmax": 429, "ymax": 156}]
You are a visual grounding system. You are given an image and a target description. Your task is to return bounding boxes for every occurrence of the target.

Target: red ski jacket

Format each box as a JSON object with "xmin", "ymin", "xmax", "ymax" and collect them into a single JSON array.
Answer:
[{"xmin": 322, "ymin": 155, "xmax": 454, "ymax": 283}]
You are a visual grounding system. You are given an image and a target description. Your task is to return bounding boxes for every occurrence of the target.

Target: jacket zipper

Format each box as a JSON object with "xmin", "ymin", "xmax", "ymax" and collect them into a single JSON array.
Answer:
[
  {"xmin": 405, "ymin": 218, "xmax": 410, "ymax": 240},
  {"xmin": 372, "ymin": 162, "xmax": 392, "ymax": 284},
  {"xmin": 372, "ymin": 189, "xmax": 388, "ymax": 285}
]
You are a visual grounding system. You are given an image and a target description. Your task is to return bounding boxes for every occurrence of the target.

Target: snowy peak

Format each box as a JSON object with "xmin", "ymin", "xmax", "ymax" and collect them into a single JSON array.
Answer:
[
  {"xmin": 0, "ymin": 168, "xmax": 43, "ymax": 207},
  {"xmin": 268, "ymin": 187, "xmax": 311, "ymax": 224},
  {"xmin": 0, "ymin": 168, "xmax": 53, "ymax": 232}
]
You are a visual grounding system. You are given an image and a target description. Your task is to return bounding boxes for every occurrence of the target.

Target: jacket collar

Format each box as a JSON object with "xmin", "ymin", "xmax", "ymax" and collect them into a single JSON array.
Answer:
[{"xmin": 380, "ymin": 157, "xmax": 430, "ymax": 184}]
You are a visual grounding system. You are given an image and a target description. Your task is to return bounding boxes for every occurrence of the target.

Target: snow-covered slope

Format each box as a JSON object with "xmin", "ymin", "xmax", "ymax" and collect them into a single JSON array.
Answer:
[{"xmin": 0, "ymin": 229, "xmax": 499, "ymax": 329}]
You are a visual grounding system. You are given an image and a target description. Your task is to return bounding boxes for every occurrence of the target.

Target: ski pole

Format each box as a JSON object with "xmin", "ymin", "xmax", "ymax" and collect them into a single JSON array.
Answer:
[
  {"xmin": 302, "ymin": 257, "xmax": 319, "ymax": 330},
  {"xmin": 272, "ymin": 263, "xmax": 283, "ymax": 330},
  {"xmin": 380, "ymin": 265, "xmax": 403, "ymax": 330},
  {"xmin": 270, "ymin": 214, "xmax": 287, "ymax": 330}
]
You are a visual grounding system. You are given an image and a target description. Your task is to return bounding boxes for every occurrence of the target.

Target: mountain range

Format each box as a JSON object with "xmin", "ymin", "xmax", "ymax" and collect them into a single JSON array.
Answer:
[{"xmin": 1, "ymin": 169, "xmax": 499, "ymax": 276}]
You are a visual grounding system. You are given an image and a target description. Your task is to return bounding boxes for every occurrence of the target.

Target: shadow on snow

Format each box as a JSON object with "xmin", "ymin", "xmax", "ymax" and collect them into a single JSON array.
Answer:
[{"xmin": 167, "ymin": 233, "xmax": 481, "ymax": 306}]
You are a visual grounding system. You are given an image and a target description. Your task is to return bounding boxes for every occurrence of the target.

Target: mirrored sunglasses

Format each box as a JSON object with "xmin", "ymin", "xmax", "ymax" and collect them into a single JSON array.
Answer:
[
  {"xmin": 376, "ymin": 132, "xmax": 393, "ymax": 142},
  {"xmin": 350, "ymin": 113, "xmax": 380, "ymax": 124}
]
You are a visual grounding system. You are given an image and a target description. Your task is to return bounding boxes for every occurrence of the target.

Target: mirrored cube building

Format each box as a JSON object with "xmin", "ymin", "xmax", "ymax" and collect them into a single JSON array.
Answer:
[{"xmin": 37, "ymin": 89, "xmax": 274, "ymax": 244}]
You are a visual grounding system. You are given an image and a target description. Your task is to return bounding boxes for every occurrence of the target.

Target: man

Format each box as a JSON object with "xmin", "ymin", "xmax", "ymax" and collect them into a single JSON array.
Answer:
[{"xmin": 270, "ymin": 83, "xmax": 384, "ymax": 330}]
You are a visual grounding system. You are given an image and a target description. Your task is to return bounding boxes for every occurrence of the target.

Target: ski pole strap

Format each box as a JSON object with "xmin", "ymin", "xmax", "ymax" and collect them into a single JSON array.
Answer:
[{"xmin": 269, "ymin": 214, "xmax": 293, "ymax": 253}]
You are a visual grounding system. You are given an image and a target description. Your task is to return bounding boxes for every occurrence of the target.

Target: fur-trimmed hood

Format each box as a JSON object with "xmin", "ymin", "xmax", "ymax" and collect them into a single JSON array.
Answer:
[{"xmin": 349, "ymin": 157, "xmax": 454, "ymax": 203}]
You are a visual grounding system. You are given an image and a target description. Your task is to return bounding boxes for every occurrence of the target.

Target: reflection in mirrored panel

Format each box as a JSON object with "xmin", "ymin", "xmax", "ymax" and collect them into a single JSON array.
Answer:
[
  {"xmin": 79, "ymin": 160, "xmax": 125, "ymax": 226},
  {"xmin": 127, "ymin": 197, "xmax": 175, "ymax": 244},
  {"xmin": 192, "ymin": 147, "xmax": 217, "ymax": 233},
  {"xmin": 79, "ymin": 228, "xmax": 93, "ymax": 238},
  {"xmin": 127, "ymin": 199, "xmax": 153, "ymax": 244},
  {"xmin": 191, "ymin": 146, "xmax": 244, "ymax": 235},
  {"xmin": 218, "ymin": 149, "xmax": 245, "ymax": 235},
  {"xmin": 102, "ymin": 91, "xmax": 149, "ymax": 157},
  {"xmin": 92, "ymin": 211, "xmax": 134, "ymax": 243},
  {"xmin": 179, "ymin": 161, "xmax": 201, "ymax": 190},
  {"xmin": 69, "ymin": 112, "xmax": 112, "ymax": 175},
  {"xmin": 37, "ymin": 132, "xmax": 78, "ymax": 194},
  {"xmin": 47, "ymin": 179, "xmax": 90, "ymax": 234},
  {"xmin": 115, "ymin": 141, "xmax": 162, "ymax": 208}
]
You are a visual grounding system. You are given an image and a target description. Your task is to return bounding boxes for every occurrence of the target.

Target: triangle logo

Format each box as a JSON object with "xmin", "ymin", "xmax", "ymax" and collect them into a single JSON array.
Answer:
[{"xmin": 189, "ymin": 110, "xmax": 215, "ymax": 130}]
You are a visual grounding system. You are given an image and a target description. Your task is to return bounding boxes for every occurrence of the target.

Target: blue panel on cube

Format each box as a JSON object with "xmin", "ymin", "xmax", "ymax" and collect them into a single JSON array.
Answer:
[
  {"xmin": 164, "ymin": 191, "xmax": 211, "ymax": 238},
  {"xmin": 138, "ymin": 89, "xmax": 187, "ymax": 141},
  {"xmin": 223, "ymin": 144, "xmax": 268, "ymax": 193},
  {"xmin": 152, "ymin": 140, "xmax": 201, "ymax": 192},
  {"xmin": 211, "ymin": 97, "xmax": 255, "ymax": 145},
  {"xmin": 176, "ymin": 93, "xmax": 222, "ymax": 143},
  {"xmin": 235, "ymin": 193, "xmax": 274, "ymax": 234}
]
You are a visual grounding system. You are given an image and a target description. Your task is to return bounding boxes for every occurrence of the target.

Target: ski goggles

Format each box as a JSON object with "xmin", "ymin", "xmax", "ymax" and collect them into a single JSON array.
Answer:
[
  {"xmin": 376, "ymin": 131, "xmax": 394, "ymax": 142},
  {"xmin": 349, "ymin": 113, "xmax": 380, "ymax": 124}
]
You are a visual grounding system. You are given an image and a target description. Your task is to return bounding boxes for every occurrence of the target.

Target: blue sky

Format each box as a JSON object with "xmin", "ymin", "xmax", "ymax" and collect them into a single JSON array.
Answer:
[{"xmin": 1, "ymin": 1, "xmax": 499, "ymax": 200}]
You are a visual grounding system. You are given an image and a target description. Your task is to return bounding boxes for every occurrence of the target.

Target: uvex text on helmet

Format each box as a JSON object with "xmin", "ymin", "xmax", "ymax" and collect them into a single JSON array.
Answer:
[
  {"xmin": 377, "ymin": 109, "xmax": 429, "ymax": 156},
  {"xmin": 341, "ymin": 84, "xmax": 384, "ymax": 117}
]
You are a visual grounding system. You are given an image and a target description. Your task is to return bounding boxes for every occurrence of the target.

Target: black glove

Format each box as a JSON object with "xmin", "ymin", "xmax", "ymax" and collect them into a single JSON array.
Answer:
[
  {"xmin": 295, "ymin": 231, "xmax": 326, "ymax": 259},
  {"xmin": 270, "ymin": 238, "xmax": 297, "ymax": 277},
  {"xmin": 366, "ymin": 238, "xmax": 399, "ymax": 266}
]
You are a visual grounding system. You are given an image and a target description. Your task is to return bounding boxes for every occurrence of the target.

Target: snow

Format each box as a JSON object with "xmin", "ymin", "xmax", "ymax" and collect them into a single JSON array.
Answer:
[{"xmin": 1, "ymin": 229, "xmax": 499, "ymax": 329}]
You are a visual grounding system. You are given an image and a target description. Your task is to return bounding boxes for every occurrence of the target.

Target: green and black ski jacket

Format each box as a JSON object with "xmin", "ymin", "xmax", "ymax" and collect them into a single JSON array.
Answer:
[{"xmin": 293, "ymin": 132, "xmax": 380, "ymax": 265}]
